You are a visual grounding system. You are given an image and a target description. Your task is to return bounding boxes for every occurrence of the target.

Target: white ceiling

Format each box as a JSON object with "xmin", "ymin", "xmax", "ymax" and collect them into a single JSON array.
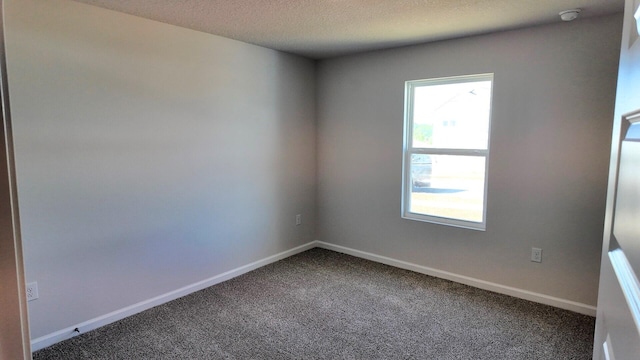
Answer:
[{"xmin": 72, "ymin": 0, "xmax": 624, "ymax": 59}]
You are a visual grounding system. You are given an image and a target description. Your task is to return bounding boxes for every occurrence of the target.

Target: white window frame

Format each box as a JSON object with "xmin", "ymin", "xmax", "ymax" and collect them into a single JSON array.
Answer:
[{"xmin": 401, "ymin": 73, "xmax": 493, "ymax": 231}]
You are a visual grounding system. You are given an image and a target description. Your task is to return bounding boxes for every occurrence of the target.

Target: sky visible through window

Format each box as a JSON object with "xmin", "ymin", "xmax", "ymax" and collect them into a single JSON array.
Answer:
[{"xmin": 412, "ymin": 80, "xmax": 491, "ymax": 149}]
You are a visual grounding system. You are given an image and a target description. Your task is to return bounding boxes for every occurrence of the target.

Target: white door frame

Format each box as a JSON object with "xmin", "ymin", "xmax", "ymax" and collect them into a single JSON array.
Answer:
[{"xmin": 0, "ymin": 0, "xmax": 32, "ymax": 358}]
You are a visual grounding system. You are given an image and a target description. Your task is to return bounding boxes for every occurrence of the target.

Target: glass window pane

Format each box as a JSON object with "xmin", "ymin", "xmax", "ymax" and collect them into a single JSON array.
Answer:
[
  {"xmin": 412, "ymin": 80, "xmax": 491, "ymax": 150},
  {"xmin": 409, "ymin": 155, "xmax": 486, "ymax": 223}
]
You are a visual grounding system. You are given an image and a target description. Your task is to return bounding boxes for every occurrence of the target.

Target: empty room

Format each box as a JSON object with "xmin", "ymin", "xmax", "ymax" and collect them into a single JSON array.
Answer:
[{"xmin": 1, "ymin": 0, "xmax": 639, "ymax": 359}]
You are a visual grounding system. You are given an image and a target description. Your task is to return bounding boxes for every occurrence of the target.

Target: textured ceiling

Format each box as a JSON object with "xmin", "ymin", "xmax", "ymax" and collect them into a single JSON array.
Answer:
[{"xmin": 72, "ymin": 0, "xmax": 624, "ymax": 59}]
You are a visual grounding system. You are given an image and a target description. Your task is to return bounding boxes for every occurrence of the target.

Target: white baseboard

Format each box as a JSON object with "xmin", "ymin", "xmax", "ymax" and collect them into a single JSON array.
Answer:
[
  {"xmin": 32, "ymin": 239, "xmax": 597, "ymax": 351},
  {"xmin": 30, "ymin": 241, "xmax": 317, "ymax": 352},
  {"xmin": 315, "ymin": 241, "xmax": 597, "ymax": 317}
]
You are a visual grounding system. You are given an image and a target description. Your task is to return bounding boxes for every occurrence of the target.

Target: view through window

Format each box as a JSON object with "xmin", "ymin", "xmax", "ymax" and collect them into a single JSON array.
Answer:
[{"xmin": 402, "ymin": 74, "xmax": 493, "ymax": 230}]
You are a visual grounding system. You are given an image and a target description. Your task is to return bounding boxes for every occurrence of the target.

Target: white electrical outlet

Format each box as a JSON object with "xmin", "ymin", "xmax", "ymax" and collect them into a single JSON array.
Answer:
[
  {"xmin": 295, "ymin": 214, "xmax": 302, "ymax": 226},
  {"xmin": 26, "ymin": 282, "xmax": 39, "ymax": 301},
  {"xmin": 531, "ymin": 248, "xmax": 542, "ymax": 263}
]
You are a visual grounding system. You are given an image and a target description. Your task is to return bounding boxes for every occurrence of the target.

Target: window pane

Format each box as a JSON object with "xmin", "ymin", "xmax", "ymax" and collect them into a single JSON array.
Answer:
[
  {"xmin": 409, "ymin": 155, "xmax": 486, "ymax": 223},
  {"xmin": 412, "ymin": 81, "xmax": 491, "ymax": 149}
]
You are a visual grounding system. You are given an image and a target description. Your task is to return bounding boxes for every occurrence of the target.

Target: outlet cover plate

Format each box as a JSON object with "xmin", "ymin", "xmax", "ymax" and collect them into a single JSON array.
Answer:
[
  {"xmin": 26, "ymin": 282, "xmax": 39, "ymax": 301},
  {"xmin": 531, "ymin": 248, "xmax": 542, "ymax": 263}
]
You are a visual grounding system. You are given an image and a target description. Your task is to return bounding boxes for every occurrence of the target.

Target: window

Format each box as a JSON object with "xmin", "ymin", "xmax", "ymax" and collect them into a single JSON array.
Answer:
[{"xmin": 402, "ymin": 74, "xmax": 493, "ymax": 230}]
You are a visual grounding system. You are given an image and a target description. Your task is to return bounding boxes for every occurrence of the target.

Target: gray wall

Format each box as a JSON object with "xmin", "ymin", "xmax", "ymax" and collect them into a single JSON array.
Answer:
[
  {"xmin": 317, "ymin": 15, "xmax": 621, "ymax": 306},
  {"xmin": 5, "ymin": 0, "xmax": 316, "ymax": 339}
]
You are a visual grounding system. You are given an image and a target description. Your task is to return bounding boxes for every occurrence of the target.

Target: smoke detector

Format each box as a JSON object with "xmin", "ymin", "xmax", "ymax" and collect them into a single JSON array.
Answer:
[{"xmin": 559, "ymin": 9, "xmax": 581, "ymax": 22}]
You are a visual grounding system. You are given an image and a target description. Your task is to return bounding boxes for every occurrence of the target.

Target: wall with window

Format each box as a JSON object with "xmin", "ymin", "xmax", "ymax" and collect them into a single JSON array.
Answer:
[
  {"xmin": 317, "ymin": 14, "xmax": 622, "ymax": 307},
  {"xmin": 6, "ymin": 0, "xmax": 316, "ymax": 341}
]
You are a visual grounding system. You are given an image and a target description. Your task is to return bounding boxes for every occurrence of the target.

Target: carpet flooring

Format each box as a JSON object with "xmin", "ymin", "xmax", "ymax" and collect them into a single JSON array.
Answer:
[{"xmin": 33, "ymin": 248, "xmax": 595, "ymax": 359}]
